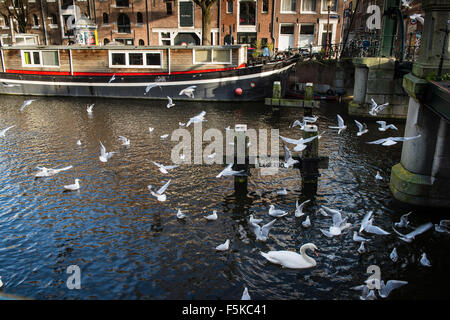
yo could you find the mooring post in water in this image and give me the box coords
[233,124,249,194]
[301,124,320,194]
[272,81,282,112]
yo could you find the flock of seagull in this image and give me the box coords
[1,94,448,300]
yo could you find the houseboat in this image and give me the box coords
[0,44,298,101]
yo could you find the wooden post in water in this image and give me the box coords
[301,124,320,194]
[233,124,249,194]
[272,81,281,112]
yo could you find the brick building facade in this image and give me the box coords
[1,0,345,51]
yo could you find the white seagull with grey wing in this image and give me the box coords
[148,179,171,202]
[366,135,421,146]
[328,114,347,134]
[179,85,197,98]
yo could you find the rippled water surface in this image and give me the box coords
[0,95,449,300]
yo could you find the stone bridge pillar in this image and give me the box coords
[389,0,450,208]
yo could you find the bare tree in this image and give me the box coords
[193,0,218,46]
[1,0,29,33]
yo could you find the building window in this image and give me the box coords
[104,38,110,45]
[33,14,39,26]
[166,2,173,15]
[179,1,194,27]
[51,14,58,25]
[22,50,59,67]
[103,13,109,24]
[109,51,162,68]
[239,1,256,26]
[299,24,315,47]
[301,0,316,12]
[137,12,143,24]
[193,49,231,64]
[117,13,130,33]
[161,32,171,45]
[281,0,297,13]
[321,0,337,12]
[139,39,145,45]
[226,0,233,13]
[116,0,129,7]
[262,0,269,13]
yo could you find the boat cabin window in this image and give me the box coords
[193,49,231,64]
[109,51,162,68]
[21,50,59,67]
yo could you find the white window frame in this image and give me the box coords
[261,0,269,13]
[21,50,60,68]
[178,0,195,28]
[280,0,297,14]
[320,0,338,14]
[300,0,317,14]
[192,49,232,65]
[318,18,337,47]
[108,50,163,68]
[298,23,316,48]
[226,0,233,14]
[237,0,257,32]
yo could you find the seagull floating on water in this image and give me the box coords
[35,165,73,178]
[249,214,263,224]
[118,135,130,146]
[435,220,450,233]
[160,134,169,139]
[369,98,389,116]
[148,179,171,202]
[179,85,196,98]
[241,287,251,300]
[99,141,116,162]
[268,205,288,218]
[295,199,310,217]
[179,122,185,127]
[204,210,218,221]
[420,253,431,267]
[367,135,421,146]
[302,216,311,228]
[375,171,383,180]
[394,212,412,228]
[0,125,15,137]
[390,248,398,262]
[215,239,230,251]
[328,114,347,134]
[249,219,276,241]
[20,99,35,112]
[166,96,175,108]
[176,209,186,219]
[276,188,288,195]
[63,179,80,191]
[77,140,82,146]
[152,161,178,174]
[376,121,398,132]
[149,127,155,133]
[357,242,366,254]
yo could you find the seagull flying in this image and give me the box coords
[152,161,178,174]
[354,120,368,136]
[0,125,15,137]
[20,99,35,112]
[249,219,276,241]
[179,85,197,98]
[376,121,398,132]
[295,199,310,217]
[108,73,116,83]
[186,111,206,127]
[410,13,424,25]
[268,205,288,218]
[144,83,161,95]
[99,141,116,162]
[149,127,155,133]
[118,135,130,146]
[367,135,421,146]
[87,104,94,114]
[378,280,408,298]
[166,96,175,108]
[392,222,433,243]
[216,163,245,178]
[302,216,311,228]
[420,253,431,267]
[283,142,299,168]
[369,98,389,116]
[359,211,390,235]
[319,206,352,237]
[353,231,370,242]
[2,82,20,88]
[402,0,413,9]
[357,242,366,254]
[35,165,73,178]
[390,248,398,262]
[328,114,347,134]
[148,179,171,202]
[279,131,324,152]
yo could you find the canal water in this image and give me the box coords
[0,95,449,300]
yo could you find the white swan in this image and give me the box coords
[260,243,318,269]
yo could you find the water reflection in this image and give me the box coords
[0,95,449,300]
